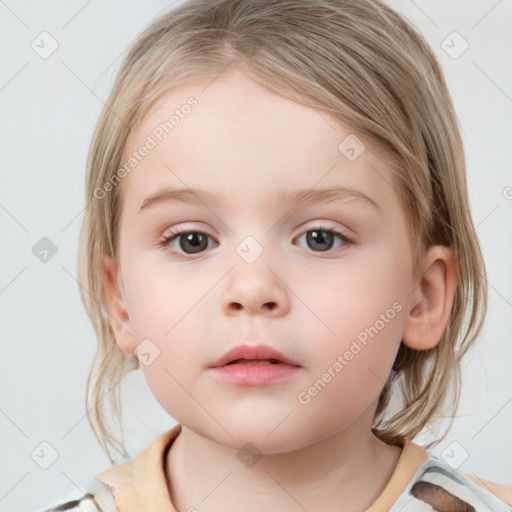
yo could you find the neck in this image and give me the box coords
[165,407,402,511]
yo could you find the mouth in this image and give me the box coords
[209,353,302,386]
[208,343,301,369]
[226,358,281,365]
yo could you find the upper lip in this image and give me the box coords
[208,343,301,368]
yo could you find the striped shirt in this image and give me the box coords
[42,424,512,512]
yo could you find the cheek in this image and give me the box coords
[131,303,204,421]
[295,294,404,434]
[297,250,408,397]
[307,252,408,342]
[123,265,212,410]
[125,260,203,338]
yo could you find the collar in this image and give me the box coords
[94,423,432,512]
[95,424,182,512]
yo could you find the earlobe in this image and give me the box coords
[102,255,136,356]
[402,246,458,351]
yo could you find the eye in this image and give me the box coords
[295,226,353,255]
[160,228,217,258]
[160,225,354,260]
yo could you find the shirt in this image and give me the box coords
[42,423,512,511]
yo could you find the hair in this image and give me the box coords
[77,0,487,461]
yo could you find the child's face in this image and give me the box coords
[108,69,418,452]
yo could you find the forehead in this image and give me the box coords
[121,69,400,214]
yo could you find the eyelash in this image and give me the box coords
[159,225,355,261]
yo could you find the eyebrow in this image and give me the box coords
[139,185,380,212]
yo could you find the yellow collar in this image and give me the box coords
[94,423,432,512]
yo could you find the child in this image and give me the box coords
[45,0,511,510]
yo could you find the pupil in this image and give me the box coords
[180,232,207,254]
[308,230,333,251]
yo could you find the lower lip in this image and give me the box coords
[209,363,301,385]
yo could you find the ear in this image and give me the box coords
[102,255,136,356]
[402,245,458,351]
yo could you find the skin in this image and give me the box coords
[103,69,458,511]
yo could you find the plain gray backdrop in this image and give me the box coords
[1,1,511,511]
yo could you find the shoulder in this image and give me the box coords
[391,455,512,511]
[41,478,119,512]
[41,494,102,512]
[463,473,512,508]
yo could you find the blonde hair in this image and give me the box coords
[78,0,487,461]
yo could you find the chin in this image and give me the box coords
[203,420,314,456]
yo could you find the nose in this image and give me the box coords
[220,262,290,317]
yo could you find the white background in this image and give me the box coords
[1,1,511,511]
